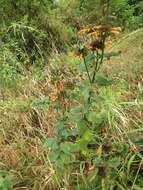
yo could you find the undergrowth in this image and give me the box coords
[0,24,143,190]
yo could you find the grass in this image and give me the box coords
[0,29,143,190]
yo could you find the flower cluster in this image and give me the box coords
[75,24,121,59]
[78,25,121,36]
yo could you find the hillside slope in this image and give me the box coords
[0,29,143,190]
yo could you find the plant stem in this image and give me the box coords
[98,41,105,68]
[92,36,106,83]
[83,56,92,83]
[92,50,99,83]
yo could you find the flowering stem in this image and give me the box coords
[92,50,99,83]
[83,56,92,83]
[98,40,105,67]
[92,36,106,83]
[88,36,106,104]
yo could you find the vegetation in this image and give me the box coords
[0,0,143,189]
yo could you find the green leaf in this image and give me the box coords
[0,175,13,190]
[138,176,143,187]
[88,111,96,123]
[83,88,90,102]
[84,53,94,62]
[76,62,86,72]
[127,154,136,173]
[79,79,91,87]
[3,176,13,189]
[77,129,93,153]
[70,91,81,101]
[77,138,88,149]
[95,72,113,86]
[44,138,59,149]
[82,129,93,142]
[48,150,60,161]
[87,111,106,127]
[135,139,143,148]
[68,106,83,122]
[59,151,76,164]
[113,141,129,155]
[61,128,77,138]
[60,142,79,153]
[108,157,121,169]
[92,94,105,102]
[81,148,89,157]
[77,138,90,157]
[77,120,88,136]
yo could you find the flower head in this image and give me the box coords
[90,39,104,51]
[49,94,58,101]
[74,49,84,59]
[78,25,121,36]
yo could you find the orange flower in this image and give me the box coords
[88,31,101,38]
[104,41,110,48]
[49,94,58,101]
[90,39,101,50]
[110,27,121,34]
[86,25,121,35]
[78,28,90,34]
[74,50,83,59]
[93,25,111,32]
[79,53,83,60]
